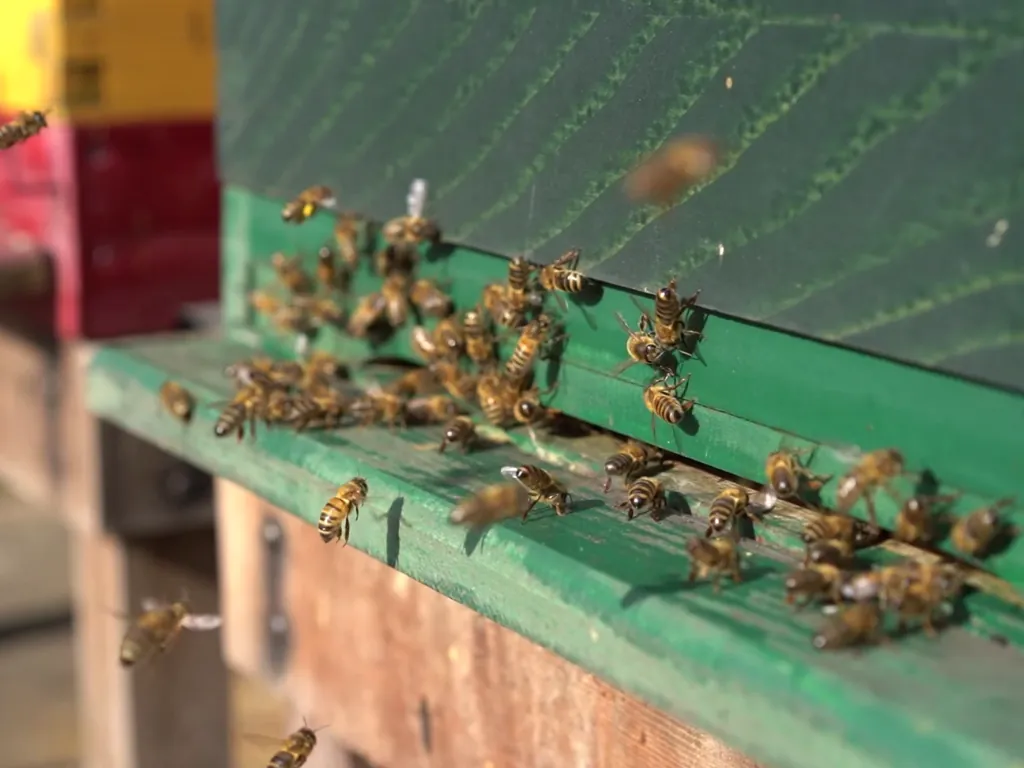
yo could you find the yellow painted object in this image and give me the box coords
[0,0,214,124]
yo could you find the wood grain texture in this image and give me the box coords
[217,480,760,768]
[215,0,1024,389]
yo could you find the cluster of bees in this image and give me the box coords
[142,144,1015,762]
[0,109,49,150]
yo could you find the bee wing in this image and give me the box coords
[140,598,168,612]
[181,613,223,631]
[407,178,428,218]
[499,466,522,481]
[749,485,778,514]
[241,733,289,747]
[611,357,640,377]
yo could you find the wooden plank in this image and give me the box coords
[218,480,759,768]
[71,526,228,768]
[0,324,57,508]
[87,337,1024,768]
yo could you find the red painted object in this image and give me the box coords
[0,112,219,339]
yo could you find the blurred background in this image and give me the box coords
[0,0,290,765]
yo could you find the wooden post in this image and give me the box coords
[217,480,761,768]
[63,343,228,768]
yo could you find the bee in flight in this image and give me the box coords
[281,185,336,224]
[119,597,221,668]
[450,482,529,527]
[159,381,195,423]
[255,723,324,768]
[501,464,573,519]
[318,477,369,545]
[625,134,720,206]
[0,109,49,150]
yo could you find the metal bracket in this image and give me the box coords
[262,515,290,677]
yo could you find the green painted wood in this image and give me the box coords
[226,186,1024,590]
[87,335,1024,768]
[215,0,1024,391]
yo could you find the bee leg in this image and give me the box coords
[342,517,350,547]
[864,494,878,528]
[712,574,722,594]
[520,498,538,523]
[687,564,698,583]
[923,615,939,638]
[703,525,714,538]
[437,439,448,454]
[731,562,742,584]
[353,504,360,520]
[602,475,613,494]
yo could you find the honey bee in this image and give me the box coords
[315,245,349,293]
[159,381,195,423]
[482,282,517,328]
[642,371,694,438]
[643,279,702,351]
[282,185,336,224]
[250,293,311,334]
[614,313,670,375]
[537,248,586,308]
[387,367,438,398]
[347,292,388,337]
[840,564,907,605]
[504,315,552,387]
[449,483,529,527]
[334,212,363,269]
[501,464,573,519]
[406,394,459,424]
[381,273,411,327]
[0,110,49,150]
[463,307,496,367]
[271,252,314,294]
[411,325,441,362]
[784,562,847,609]
[250,290,284,317]
[513,387,556,428]
[950,497,1015,558]
[213,385,266,441]
[624,134,720,206]
[433,317,465,360]
[119,598,221,668]
[834,448,907,526]
[705,486,750,538]
[383,178,442,247]
[263,726,319,768]
[437,416,477,453]
[373,243,419,278]
[288,391,348,431]
[685,536,741,592]
[476,372,517,427]
[505,255,536,307]
[801,513,875,548]
[350,389,407,429]
[429,360,478,401]
[812,602,884,651]
[804,538,854,568]
[267,359,306,387]
[764,449,831,500]
[617,477,667,521]
[887,562,965,637]
[410,278,453,318]
[602,440,665,493]
[300,352,348,392]
[894,493,959,545]
[318,477,369,545]
[261,389,297,426]
[294,295,345,328]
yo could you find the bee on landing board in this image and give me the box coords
[686,536,741,592]
[812,602,884,651]
[213,385,268,442]
[642,371,694,439]
[281,185,336,224]
[406,394,459,425]
[318,477,369,545]
[950,497,1015,559]
[429,360,478,402]
[705,486,751,538]
[119,598,221,668]
[602,440,665,493]
[476,371,518,427]
[437,415,477,453]
[784,561,847,609]
[617,477,667,521]
[159,381,195,423]
[624,134,720,206]
[537,248,587,309]
[764,449,831,500]
[350,389,408,429]
[894,493,959,545]
[642,279,702,352]
[501,464,572,519]
[512,387,557,430]
[450,483,530,527]
[0,110,49,150]
[834,448,909,527]
[886,561,965,637]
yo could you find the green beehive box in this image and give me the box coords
[87,2,1024,766]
